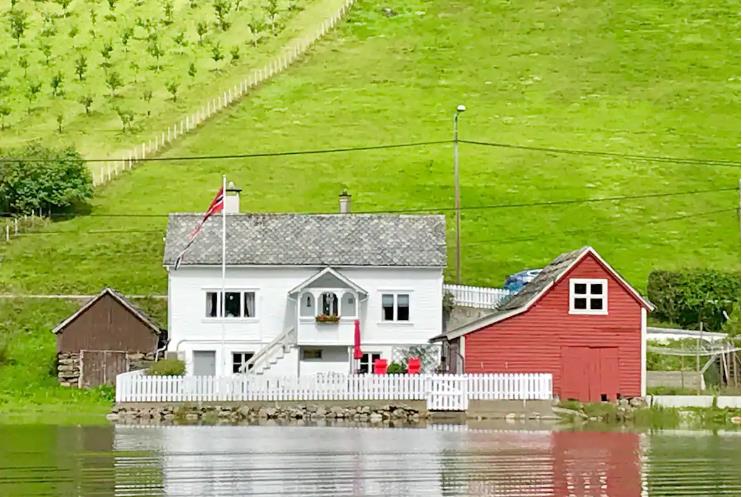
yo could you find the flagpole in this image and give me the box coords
[221,174,227,375]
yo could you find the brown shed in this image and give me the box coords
[53,288,165,388]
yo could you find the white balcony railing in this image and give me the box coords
[296,318,356,345]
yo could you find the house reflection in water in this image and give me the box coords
[112,424,644,497]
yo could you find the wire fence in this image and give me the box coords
[92,0,357,186]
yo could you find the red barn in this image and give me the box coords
[437,247,653,401]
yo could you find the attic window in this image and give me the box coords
[569,279,607,315]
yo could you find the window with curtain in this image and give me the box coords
[205,290,258,318]
[243,291,256,317]
[382,293,410,321]
[224,292,241,318]
[205,292,219,318]
[321,292,338,316]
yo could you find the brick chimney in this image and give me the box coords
[339,190,351,214]
[225,181,242,213]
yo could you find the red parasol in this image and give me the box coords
[353,319,363,360]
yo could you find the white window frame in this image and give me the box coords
[569,278,608,315]
[358,352,382,374]
[380,291,413,323]
[203,289,259,321]
[231,351,255,374]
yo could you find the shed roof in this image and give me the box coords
[163,213,447,267]
[52,288,163,335]
[434,246,654,341]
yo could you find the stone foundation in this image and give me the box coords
[111,402,428,425]
[56,351,157,388]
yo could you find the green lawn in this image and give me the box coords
[0,0,739,414]
[0,0,344,167]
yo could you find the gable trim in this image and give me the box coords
[288,267,368,297]
[52,288,162,335]
[439,247,653,341]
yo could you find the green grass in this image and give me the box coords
[0,0,344,164]
[0,0,739,414]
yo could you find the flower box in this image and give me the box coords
[315,314,340,324]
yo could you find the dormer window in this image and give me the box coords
[569,279,607,314]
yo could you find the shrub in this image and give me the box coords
[0,337,9,366]
[147,358,185,376]
[647,269,740,331]
[0,143,93,214]
[386,362,406,374]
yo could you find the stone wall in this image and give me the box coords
[647,370,702,390]
[56,351,157,388]
[57,352,81,387]
[111,402,427,424]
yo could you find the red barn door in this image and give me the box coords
[561,346,620,402]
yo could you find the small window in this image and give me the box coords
[232,352,254,373]
[320,292,338,316]
[205,292,219,317]
[300,292,315,317]
[382,294,394,321]
[358,353,381,374]
[243,292,256,318]
[397,294,410,321]
[341,292,356,317]
[303,348,322,360]
[224,292,241,318]
[570,279,607,314]
[382,293,411,322]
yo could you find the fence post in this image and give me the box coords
[13,218,18,235]
[5,224,9,242]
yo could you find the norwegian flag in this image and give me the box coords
[174,186,225,270]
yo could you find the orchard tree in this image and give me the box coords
[18,55,28,77]
[100,40,114,69]
[147,39,164,71]
[56,114,63,133]
[247,16,264,46]
[173,31,187,51]
[165,80,179,102]
[74,54,87,81]
[105,71,123,97]
[187,62,197,78]
[230,45,240,63]
[141,87,153,115]
[266,0,279,34]
[196,21,208,44]
[213,0,232,31]
[25,81,42,114]
[9,10,29,48]
[38,42,53,66]
[114,107,134,132]
[78,94,94,114]
[68,25,79,39]
[41,12,57,38]
[0,104,10,130]
[55,0,73,17]
[50,71,64,97]
[129,60,140,83]
[121,27,134,53]
[211,41,224,67]
[107,0,118,12]
[163,1,174,25]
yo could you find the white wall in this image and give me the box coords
[299,347,350,376]
[168,265,443,375]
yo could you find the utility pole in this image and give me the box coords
[453,104,466,283]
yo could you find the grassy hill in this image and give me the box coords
[0,0,739,412]
[0,0,343,160]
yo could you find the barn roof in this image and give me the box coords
[434,246,654,341]
[52,288,163,335]
[163,213,447,267]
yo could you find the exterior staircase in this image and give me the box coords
[241,328,297,376]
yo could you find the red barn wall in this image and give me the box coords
[463,253,642,399]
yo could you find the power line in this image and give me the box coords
[460,139,740,167]
[0,138,738,167]
[6,186,738,234]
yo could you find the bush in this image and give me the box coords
[647,269,740,331]
[147,358,185,376]
[0,143,93,215]
[386,362,406,374]
[0,337,9,366]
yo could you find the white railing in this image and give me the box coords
[95,0,357,186]
[444,284,515,309]
[115,372,553,408]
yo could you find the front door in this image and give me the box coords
[193,350,216,376]
[561,346,620,402]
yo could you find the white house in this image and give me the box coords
[163,190,446,377]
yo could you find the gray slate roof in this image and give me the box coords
[164,213,447,267]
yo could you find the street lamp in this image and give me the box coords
[453,104,466,283]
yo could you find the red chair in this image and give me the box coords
[373,358,388,375]
[407,357,421,374]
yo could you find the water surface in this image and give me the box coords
[0,423,739,496]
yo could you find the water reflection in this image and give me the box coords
[0,423,739,496]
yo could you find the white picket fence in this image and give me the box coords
[116,372,553,410]
[444,284,515,309]
[94,0,357,186]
